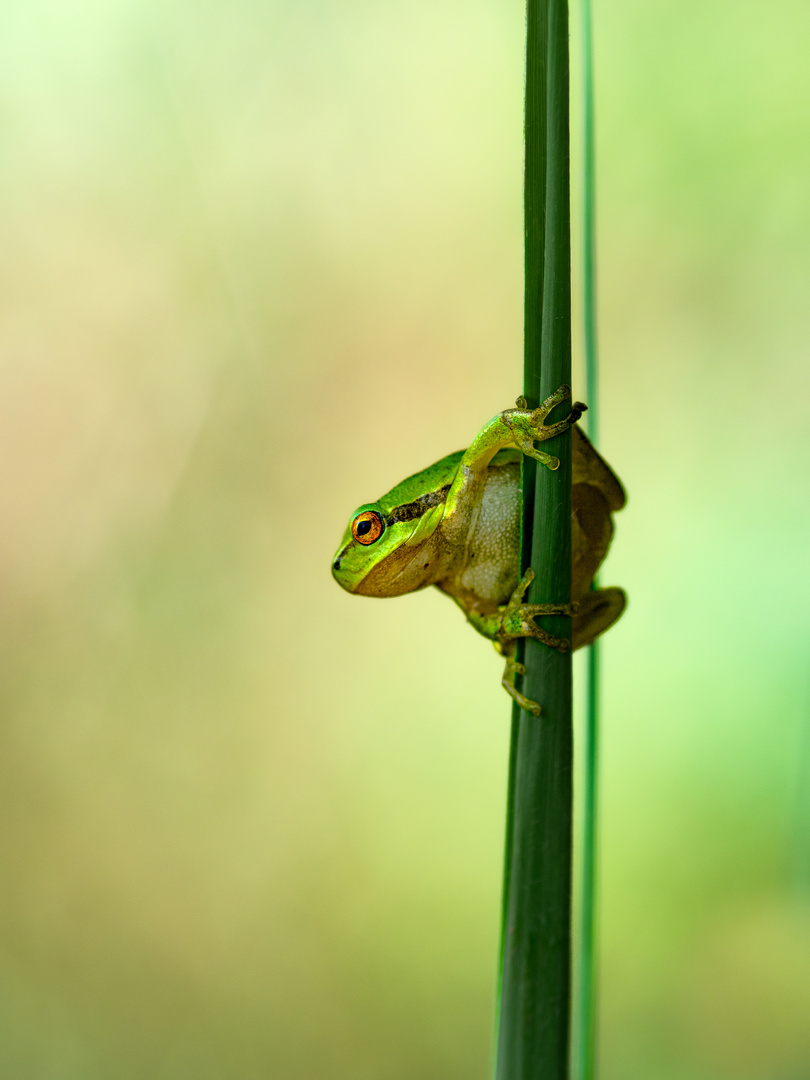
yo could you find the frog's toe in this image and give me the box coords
[501,656,541,715]
[534,383,571,418]
[531,402,587,441]
[522,445,561,470]
[510,616,571,652]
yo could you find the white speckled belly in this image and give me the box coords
[459,461,520,605]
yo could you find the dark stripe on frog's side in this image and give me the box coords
[384,485,451,526]
[381,448,521,527]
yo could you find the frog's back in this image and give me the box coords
[377,450,464,516]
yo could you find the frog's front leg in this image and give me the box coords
[467,383,586,475]
[443,385,586,529]
[464,569,578,715]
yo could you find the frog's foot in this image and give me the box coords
[498,568,578,653]
[533,384,588,432]
[501,653,542,716]
[506,385,587,471]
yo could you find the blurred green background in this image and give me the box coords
[1,0,809,1077]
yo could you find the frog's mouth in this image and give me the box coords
[331,548,362,593]
[332,545,385,595]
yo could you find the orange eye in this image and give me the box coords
[351,510,384,545]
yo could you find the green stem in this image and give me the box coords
[495,0,573,1076]
[581,0,598,451]
[576,644,599,1080]
[575,1,599,1076]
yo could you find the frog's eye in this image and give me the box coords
[351,510,384,545]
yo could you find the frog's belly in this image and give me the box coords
[458,461,520,608]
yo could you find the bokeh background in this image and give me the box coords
[1,0,809,1076]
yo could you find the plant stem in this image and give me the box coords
[495,0,573,1075]
[576,645,599,1080]
[580,0,598,452]
[575,0,600,1077]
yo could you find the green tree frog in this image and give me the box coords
[332,385,625,714]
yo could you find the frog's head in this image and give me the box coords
[331,498,444,598]
[332,451,463,598]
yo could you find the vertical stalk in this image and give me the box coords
[580,0,598,453]
[575,1,599,1076]
[495,0,573,1076]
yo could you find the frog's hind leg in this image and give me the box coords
[499,567,577,653]
[486,568,579,716]
[572,587,626,650]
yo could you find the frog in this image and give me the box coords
[331,384,626,715]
